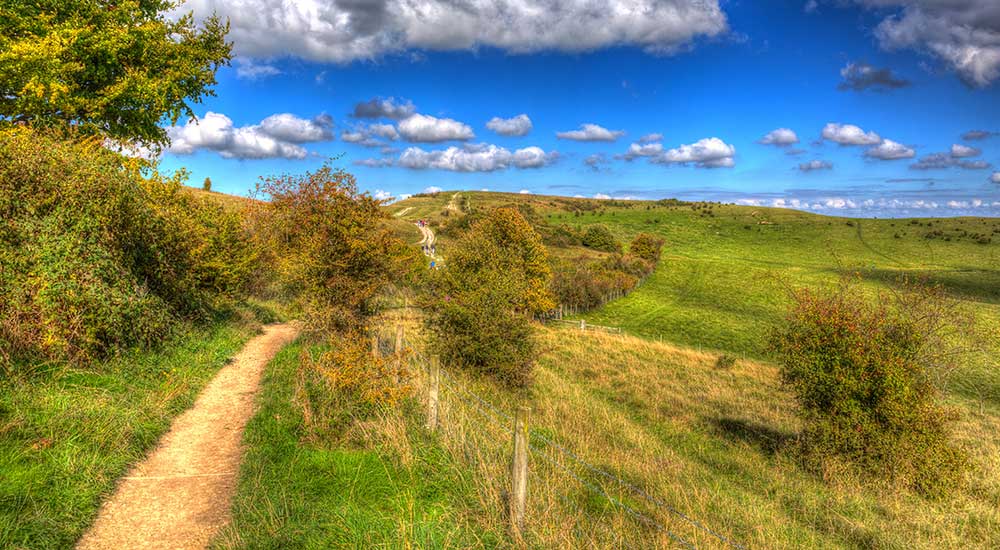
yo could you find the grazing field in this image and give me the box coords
[0,308,277,548]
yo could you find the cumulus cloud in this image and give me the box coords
[167,111,333,159]
[958,160,992,169]
[865,139,916,160]
[804,0,819,13]
[397,143,556,172]
[519,189,532,195]
[950,143,981,158]
[373,189,393,200]
[621,141,664,160]
[351,97,416,119]
[799,159,833,172]
[992,172,1000,183]
[556,123,626,142]
[837,62,910,91]
[962,129,996,140]
[759,128,799,146]
[177,1,728,64]
[821,123,882,145]
[424,186,443,193]
[652,137,736,168]
[486,114,533,136]
[864,0,1000,87]
[234,58,281,80]
[397,113,475,142]
[638,133,663,143]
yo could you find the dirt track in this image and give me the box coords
[76,323,299,550]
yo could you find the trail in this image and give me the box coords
[76,323,300,550]
[394,206,413,217]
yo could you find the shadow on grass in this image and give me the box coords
[711,417,794,456]
[837,266,1000,305]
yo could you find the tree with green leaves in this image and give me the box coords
[203,176,212,191]
[0,0,231,148]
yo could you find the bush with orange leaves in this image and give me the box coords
[426,207,554,388]
[252,164,418,334]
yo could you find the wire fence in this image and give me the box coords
[398,339,745,550]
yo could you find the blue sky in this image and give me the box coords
[159,0,1000,217]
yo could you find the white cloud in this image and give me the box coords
[594,193,611,199]
[234,57,281,80]
[519,189,532,194]
[397,143,555,172]
[369,123,399,140]
[373,189,393,200]
[821,123,882,145]
[166,111,333,159]
[178,1,728,64]
[351,97,416,119]
[759,127,799,146]
[865,139,916,160]
[486,114,533,136]
[638,133,663,143]
[354,158,394,167]
[424,186,443,193]
[653,137,736,168]
[837,62,909,91]
[866,0,1000,87]
[799,159,833,172]
[950,143,980,158]
[992,172,1000,183]
[556,123,626,142]
[622,141,664,160]
[398,113,475,142]
[804,0,818,13]
[584,153,611,171]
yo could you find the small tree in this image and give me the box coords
[0,1,231,147]
[427,207,554,387]
[203,177,212,192]
[771,278,974,496]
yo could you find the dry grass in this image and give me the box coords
[376,308,1000,549]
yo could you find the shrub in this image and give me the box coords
[253,165,416,335]
[629,233,665,263]
[715,354,736,369]
[203,177,212,191]
[427,207,554,387]
[581,224,621,253]
[0,127,255,369]
[771,279,971,497]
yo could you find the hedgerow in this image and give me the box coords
[0,127,256,370]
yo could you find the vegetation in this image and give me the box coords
[773,279,972,496]
[0,0,231,147]
[212,339,497,549]
[427,207,554,387]
[203,177,212,192]
[0,309,272,548]
[581,224,621,252]
[0,127,257,370]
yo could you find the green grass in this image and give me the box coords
[0,310,267,549]
[212,340,500,549]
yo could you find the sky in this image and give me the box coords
[156,0,1000,218]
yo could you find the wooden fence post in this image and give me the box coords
[580,319,586,331]
[371,332,379,358]
[394,325,404,384]
[558,305,563,320]
[426,355,440,432]
[509,406,530,537]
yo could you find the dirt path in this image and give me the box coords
[76,322,300,550]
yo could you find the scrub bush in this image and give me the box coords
[581,224,621,253]
[771,279,972,497]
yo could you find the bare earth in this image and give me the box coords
[77,322,300,550]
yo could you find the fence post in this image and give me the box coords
[580,319,586,331]
[394,325,404,384]
[509,406,530,538]
[371,332,379,358]
[426,355,440,432]
[558,305,563,320]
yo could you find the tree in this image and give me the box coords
[427,207,554,387]
[629,232,665,263]
[0,1,231,148]
[581,224,621,253]
[203,177,212,191]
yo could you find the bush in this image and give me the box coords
[629,233,665,263]
[771,279,971,497]
[427,207,554,387]
[253,165,416,334]
[0,127,256,369]
[581,224,621,253]
[715,354,736,369]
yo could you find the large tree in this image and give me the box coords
[0,0,231,147]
